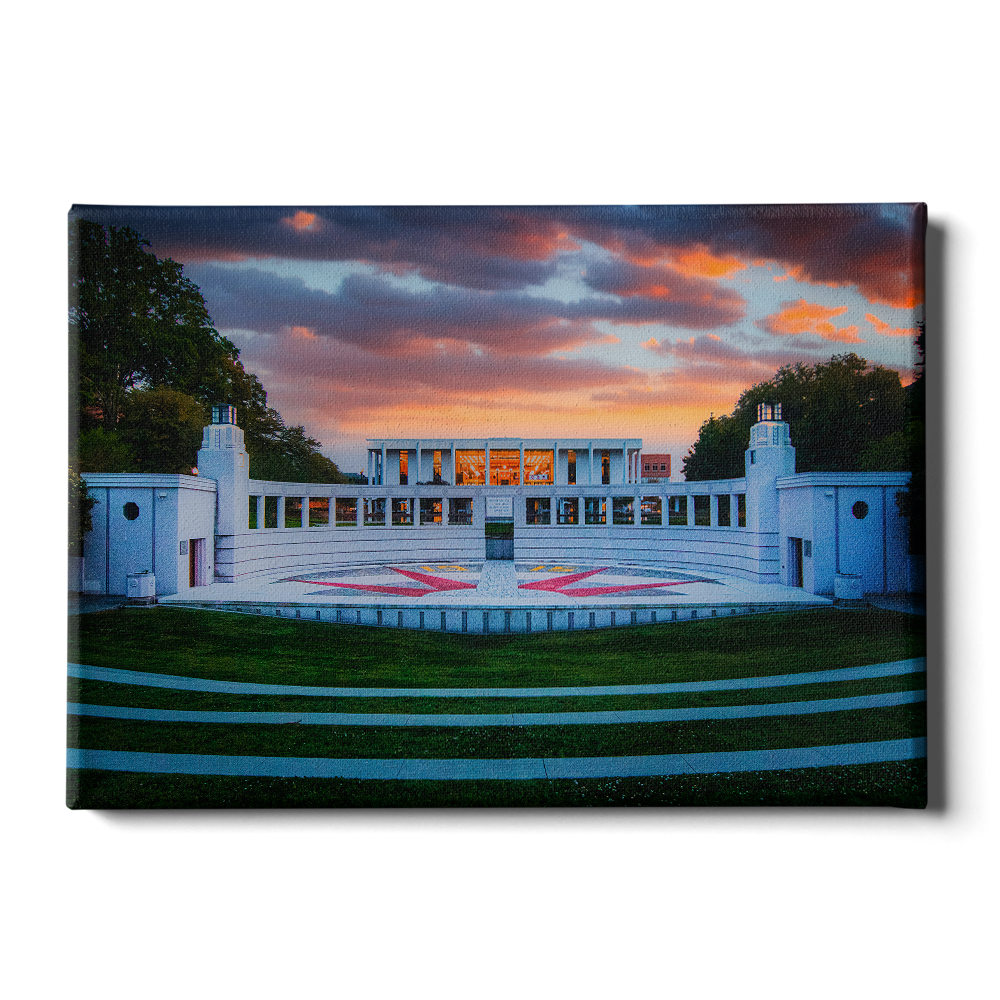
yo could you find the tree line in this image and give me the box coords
[68,219,356,553]
[682,344,925,553]
[69,219,352,485]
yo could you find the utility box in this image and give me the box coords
[127,572,157,604]
[834,572,864,602]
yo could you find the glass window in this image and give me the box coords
[448,497,473,525]
[585,497,606,524]
[433,450,442,482]
[641,496,662,525]
[398,452,408,485]
[489,449,521,486]
[557,497,579,524]
[336,498,358,526]
[526,498,551,525]
[601,450,610,485]
[567,450,576,485]
[737,494,746,528]
[248,496,259,529]
[455,450,485,485]
[524,450,553,485]
[420,498,443,524]
[612,497,634,525]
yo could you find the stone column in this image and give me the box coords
[687,491,695,527]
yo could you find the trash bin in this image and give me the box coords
[834,572,864,602]
[127,572,157,605]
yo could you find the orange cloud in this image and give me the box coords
[759,299,865,343]
[672,247,747,280]
[284,211,318,231]
[289,325,317,339]
[865,313,916,337]
[641,337,660,350]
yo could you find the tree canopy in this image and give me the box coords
[70,218,349,483]
[682,353,908,481]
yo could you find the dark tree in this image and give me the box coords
[69,467,97,554]
[683,353,908,480]
[70,218,351,483]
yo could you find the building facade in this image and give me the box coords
[81,404,917,598]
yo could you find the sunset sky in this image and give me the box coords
[71,204,924,478]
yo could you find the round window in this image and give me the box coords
[123,502,140,521]
[852,500,869,520]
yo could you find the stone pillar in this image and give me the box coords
[687,491,695,527]
[519,441,525,486]
[381,444,387,486]
[711,494,719,527]
[277,496,285,529]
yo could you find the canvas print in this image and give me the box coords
[67,204,927,808]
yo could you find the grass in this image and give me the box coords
[67,760,928,809]
[67,605,926,808]
[67,671,926,716]
[70,605,925,689]
[68,704,925,760]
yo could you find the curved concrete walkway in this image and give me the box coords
[68,657,926,699]
[68,689,924,727]
[67,737,926,779]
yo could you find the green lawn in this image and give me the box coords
[70,605,925,688]
[67,760,928,809]
[69,704,924,760]
[67,670,925,716]
[67,605,926,809]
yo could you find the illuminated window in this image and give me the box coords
[449,497,473,524]
[399,452,408,485]
[585,497,606,524]
[601,450,610,485]
[433,450,442,482]
[568,450,576,485]
[455,450,485,485]
[420,498,443,524]
[557,498,578,524]
[526,498,551,525]
[392,498,414,526]
[524,450,553,484]
[489,449,521,486]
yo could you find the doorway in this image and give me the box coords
[787,537,803,588]
[189,538,206,587]
[485,520,514,560]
